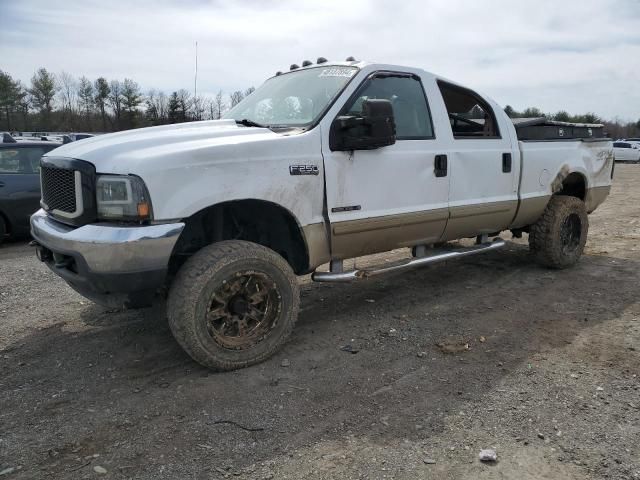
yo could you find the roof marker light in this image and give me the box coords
[290,64,299,70]
[317,57,328,64]
[345,56,356,61]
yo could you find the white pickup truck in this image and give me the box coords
[31,59,614,370]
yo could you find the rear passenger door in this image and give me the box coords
[322,71,450,260]
[435,81,519,240]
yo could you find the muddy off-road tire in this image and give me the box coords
[167,240,299,371]
[529,196,589,269]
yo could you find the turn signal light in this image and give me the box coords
[137,202,150,218]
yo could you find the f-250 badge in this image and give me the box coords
[289,165,319,176]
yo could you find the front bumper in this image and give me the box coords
[30,209,184,308]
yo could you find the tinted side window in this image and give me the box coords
[0,147,48,174]
[438,81,500,139]
[613,142,630,148]
[344,75,434,139]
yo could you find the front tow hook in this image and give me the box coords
[31,241,53,263]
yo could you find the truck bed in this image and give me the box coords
[511,136,613,230]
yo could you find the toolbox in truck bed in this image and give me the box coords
[513,117,605,141]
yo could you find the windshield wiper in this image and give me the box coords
[236,118,268,128]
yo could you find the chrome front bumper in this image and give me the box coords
[30,209,185,308]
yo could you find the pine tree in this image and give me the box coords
[78,76,94,123]
[0,70,24,130]
[28,68,57,129]
[121,78,141,128]
[168,91,180,123]
[94,77,110,130]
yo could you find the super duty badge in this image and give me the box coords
[289,165,319,176]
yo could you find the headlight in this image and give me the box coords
[96,174,153,222]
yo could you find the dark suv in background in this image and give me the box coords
[0,138,62,243]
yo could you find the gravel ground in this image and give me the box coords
[0,164,639,480]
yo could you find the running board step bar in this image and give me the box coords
[312,238,506,283]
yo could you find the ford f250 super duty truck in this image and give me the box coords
[30,59,614,370]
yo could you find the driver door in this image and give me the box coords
[321,72,450,260]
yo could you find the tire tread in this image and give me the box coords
[529,196,588,269]
[167,240,299,371]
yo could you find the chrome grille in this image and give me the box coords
[41,166,77,214]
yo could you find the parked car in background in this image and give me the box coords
[10,132,96,144]
[613,141,640,163]
[67,133,95,141]
[0,137,62,243]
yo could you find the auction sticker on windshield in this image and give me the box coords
[318,68,357,78]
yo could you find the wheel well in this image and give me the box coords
[169,200,309,275]
[556,172,586,200]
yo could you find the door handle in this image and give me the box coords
[0,181,5,187]
[502,153,512,173]
[434,154,448,177]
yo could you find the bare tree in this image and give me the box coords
[192,95,206,121]
[213,90,225,119]
[205,97,216,120]
[230,90,244,107]
[17,82,31,130]
[145,88,169,125]
[156,91,168,123]
[57,71,77,129]
[108,80,123,128]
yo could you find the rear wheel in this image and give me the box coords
[167,240,299,371]
[529,196,588,269]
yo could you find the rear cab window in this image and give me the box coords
[437,81,500,139]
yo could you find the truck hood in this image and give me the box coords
[44,119,280,174]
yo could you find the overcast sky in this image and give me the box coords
[1,0,639,121]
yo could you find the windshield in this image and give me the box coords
[223,66,358,128]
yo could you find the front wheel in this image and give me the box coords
[528,196,589,269]
[167,240,300,371]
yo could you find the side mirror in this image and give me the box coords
[329,98,396,151]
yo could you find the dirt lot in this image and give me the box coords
[1,165,639,480]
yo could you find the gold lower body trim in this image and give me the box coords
[330,208,448,260]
